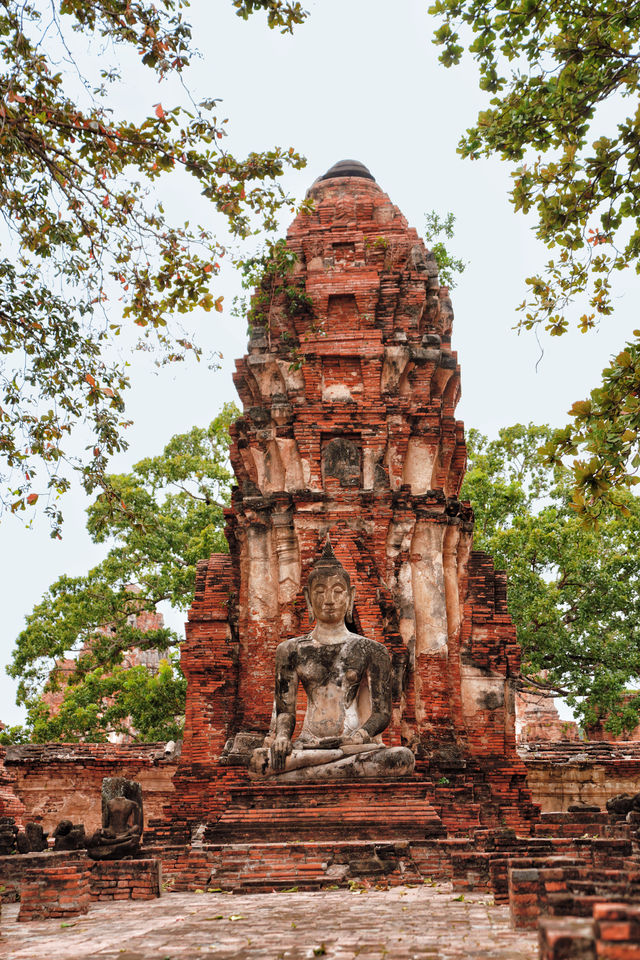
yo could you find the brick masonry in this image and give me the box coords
[4,739,640,841]
[521,742,640,814]
[89,858,161,901]
[17,857,90,921]
[0,743,175,834]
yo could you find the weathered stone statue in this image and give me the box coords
[0,816,18,855]
[249,541,414,782]
[86,777,143,860]
[52,819,86,851]
[16,821,48,853]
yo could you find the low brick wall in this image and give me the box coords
[594,902,640,958]
[508,855,640,932]
[89,858,161,901]
[539,917,596,960]
[0,850,88,903]
[508,859,586,930]
[521,742,640,814]
[2,744,176,834]
[150,840,435,893]
[539,904,640,960]
[18,860,90,922]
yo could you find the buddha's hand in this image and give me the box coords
[342,728,371,746]
[270,735,293,772]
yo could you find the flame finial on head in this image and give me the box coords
[307,535,351,589]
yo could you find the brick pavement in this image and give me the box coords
[2,882,537,959]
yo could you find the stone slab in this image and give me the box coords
[1,882,538,959]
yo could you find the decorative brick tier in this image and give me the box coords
[204,780,444,843]
[89,858,162,901]
[17,858,90,921]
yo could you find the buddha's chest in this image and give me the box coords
[296,639,367,690]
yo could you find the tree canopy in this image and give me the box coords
[3,402,236,743]
[462,423,640,735]
[430,0,640,517]
[0,0,307,535]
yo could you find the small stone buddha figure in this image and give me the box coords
[52,819,86,852]
[249,540,414,782]
[86,777,143,861]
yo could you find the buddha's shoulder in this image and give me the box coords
[275,633,314,656]
[345,631,382,645]
[345,633,391,659]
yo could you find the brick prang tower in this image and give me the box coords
[172,160,538,838]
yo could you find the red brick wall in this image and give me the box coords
[17,858,90,921]
[522,743,640,813]
[3,744,176,834]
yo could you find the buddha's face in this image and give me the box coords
[306,572,354,626]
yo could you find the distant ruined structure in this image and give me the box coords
[171,159,538,838]
[515,689,581,745]
[41,591,167,744]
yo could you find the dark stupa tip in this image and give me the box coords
[319,159,376,182]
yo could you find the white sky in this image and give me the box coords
[1,0,637,724]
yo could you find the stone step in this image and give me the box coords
[207,805,444,842]
[204,779,445,842]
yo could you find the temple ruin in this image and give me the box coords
[172,158,537,839]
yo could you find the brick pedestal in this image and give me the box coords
[18,860,90,921]
[89,858,162,901]
[205,780,445,843]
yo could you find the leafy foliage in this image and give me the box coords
[462,423,640,734]
[1,656,188,744]
[540,336,640,521]
[424,210,467,288]
[237,237,314,320]
[0,0,306,533]
[231,0,308,32]
[4,402,237,742]
[430,0,640,514]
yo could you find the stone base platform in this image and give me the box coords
[149,839,442,892]
[203,780,445,844]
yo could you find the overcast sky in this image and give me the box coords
[2,1,637,724]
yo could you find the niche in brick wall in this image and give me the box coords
[332,242,356,265]
[322,436,362,488]
[327,293,360,331]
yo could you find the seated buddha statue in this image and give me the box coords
[86,778,143,860]
[249,540,414,782]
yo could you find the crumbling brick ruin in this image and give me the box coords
[171,159,538,837]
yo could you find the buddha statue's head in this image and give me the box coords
[304,538,355,628]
